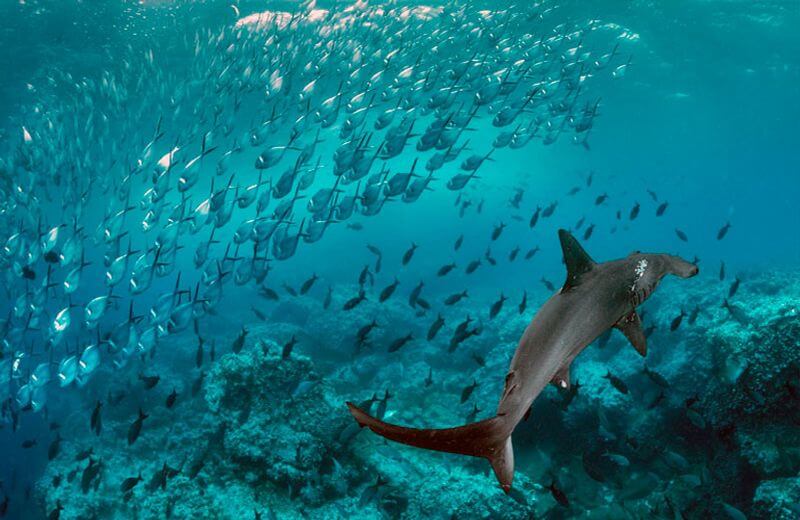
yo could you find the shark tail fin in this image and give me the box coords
[346,402,514,492]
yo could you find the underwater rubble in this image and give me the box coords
[33,270,800,518]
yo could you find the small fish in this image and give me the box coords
[642,365,670,388]
[717,222,732,240]
[282,336,297,360]
[454,234,463,250]
[688,305,701,325]
[518,291,527,314]
[547,481,570,507]
[524,246,540,260]
[508,247,520,262]
[460,380,478,403]
[629,202,640,220]
[595,193,608,205]
[259,287,280,301]
[232,326,248,354]
[656,201,668,216]
[120,473,142,493]
[675,229,688,242]
[402,243,418,266]
[343,290,367,310]
[437,263,457,277]
[387,333,413,353]
[409,281,424,308]
[323,286,333,309]
[90,401,102,436]
[127,409,148,445]
[165,389,178,409]
[728,277,741,298]
[427,314,445,341]
[719,261,725,281]
[491,223,506,241]
[541,278,555,291]
[603,371,628,394]
[424,367,433,387]
[489,293,507,319]
[300,273,318,295]
[139,373,160,390]
[670,309,686,331]
[444,290,468,306]
[379,278,400,302]
[465,259,481,274]
[529,206,541,228]
[251,306,267,321]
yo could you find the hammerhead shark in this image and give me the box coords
[347,229,698,492]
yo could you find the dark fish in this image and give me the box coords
[427,314,445,341]
[491,223,506,241]
[471,352,486,367]
[454,234,463,251]
[529,206,541,228]
[595,193,608,205]
[541,278,555,291]
[388,333,413,353]
[542,201,557,218]
[232,327,248,354]
[120,473,142,493]
[282,336,297,360]
[357,320,379,342]
[547,481,570,507]
[670,309,686,331]
[444,290,468,306]
[375,390,391,420]
[465,259,481,274]
[75,448,93,462]
[323,286,333,309]
[139,373,160,390]
[603,371,628,394]
[424,368,433,387]
[508,247,520,262]
[165,389,178,409]
[409,281,424,308]
[402,243,418,265]
[728,277,740,298]
[437,263,457,277]
[717,222,731,240]
[48,434,62,461]
[283,283,298,297]
[91,401,102,436]
[489,293,507,319]
[647,189,658,202]
[675,229,688,242]
[688,305,701,325]
[656,201,668,216]
[192,372,205,397]
[642,365,670,388]
[460,380,478,403]
[525,246,540,260]
[379,278,400,302]
[518,291,527,314]
[47,500,63,520]
[128,409,148,445]
[251,306,267,321]
[629,202,640,220]
[719,261,725,281]
[300,273,319,294]
[259,287,280,301]
[21,439,37,449]
[343,290,366,310]
[583,224,595,240]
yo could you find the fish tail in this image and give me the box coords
[346,402,515,492]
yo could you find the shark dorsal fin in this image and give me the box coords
[615,311,647,356]
[558,229,595,291]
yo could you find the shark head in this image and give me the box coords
[626,252,698,306]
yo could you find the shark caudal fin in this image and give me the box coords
[346,402,515,492]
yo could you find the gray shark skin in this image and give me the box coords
[347,229,699,493]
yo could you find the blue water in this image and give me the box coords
[0,1,798,518]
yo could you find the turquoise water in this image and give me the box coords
[0,1,798,518]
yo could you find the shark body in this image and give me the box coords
[347,229,699,492]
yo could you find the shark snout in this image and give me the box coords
[664,255,699,278]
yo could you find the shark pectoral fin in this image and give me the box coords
[489,436,515,494]
[550,365,571,390]
[615,311,647,357]
[558,229,596,291]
